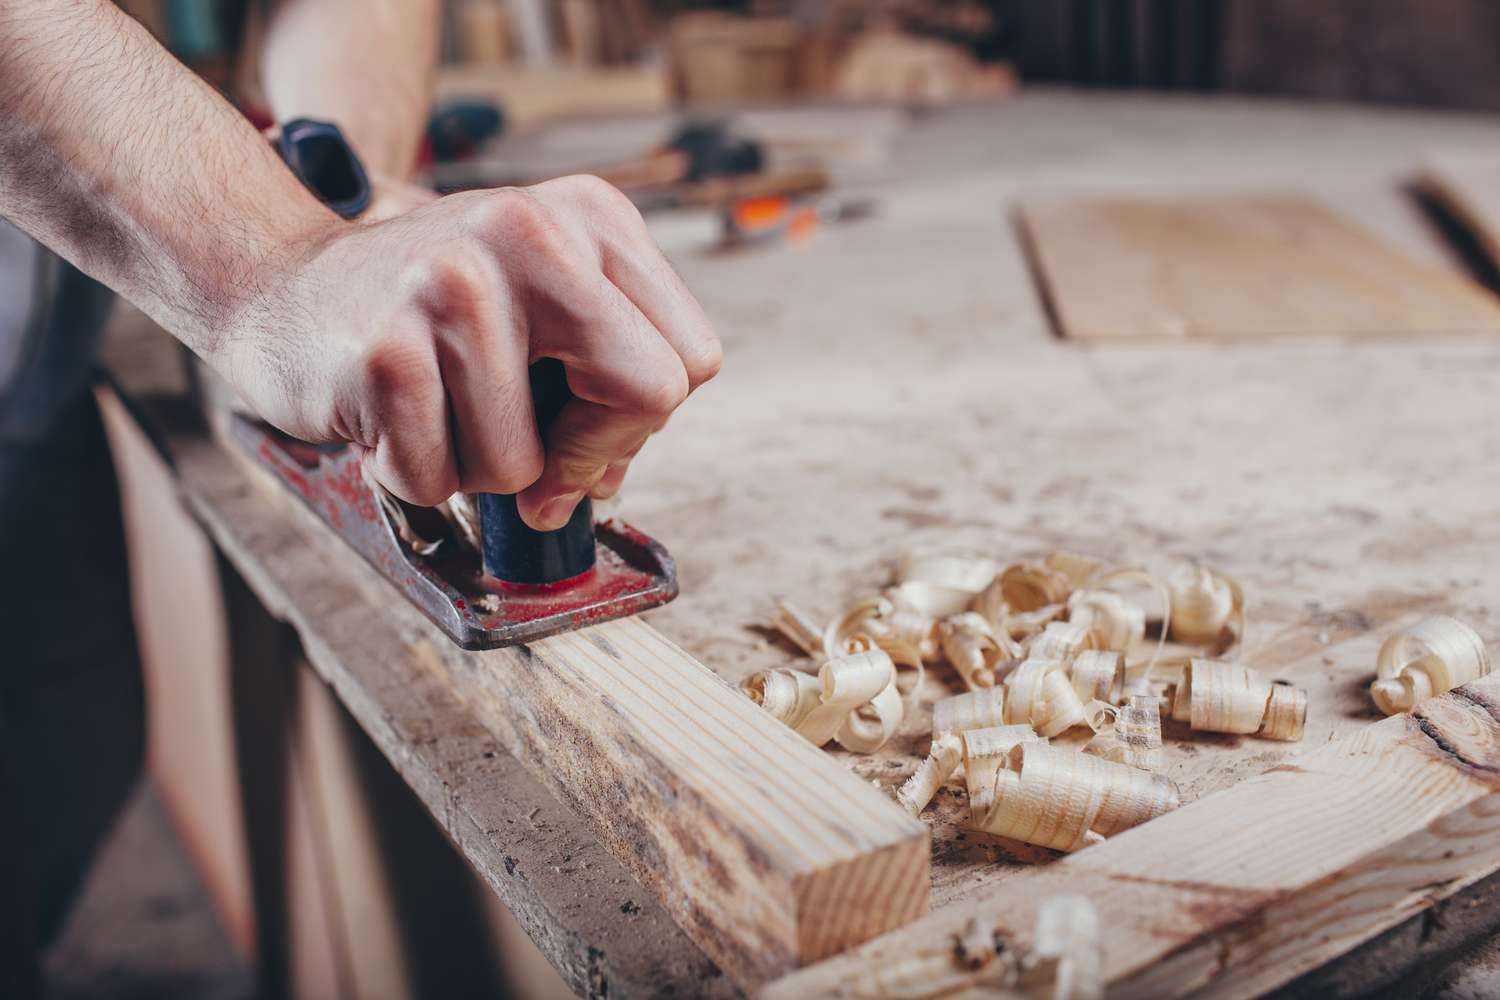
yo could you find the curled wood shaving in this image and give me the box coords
[826,594,940,664]
[438,492,482,552]
[999,561,1074,613]
[1080,699,1117,734]
[1066,590,1144,653]
[1258,683,1307,742]
[769,599,824,656]
[895,734,964,815]
[1004,658,1090,737]
[1003,604,1068,643]
[932,687,1007,739]
[1167,563,1244,653]
[1023,896,1104,1000]
[1069,650,1124,705]
[1045,551,1104,589]
[939,612,1014,690]
[741,667,820,727]
[896,553,999,617]
[1026,620,1094,661]
[1169,659,1305,741]
[962,725,1043,823]
[837,679,905,753]
[363,464,442,556]
[1370,614,1491,715]
[1085,694,1163,771]
[979,742,1180,852]
[971,576,1008,631]
[741,648,904,752]
[844,632,927,714]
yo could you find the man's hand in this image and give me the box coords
[221,175,721,530]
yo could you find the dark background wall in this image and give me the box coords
[1007,0,1500,111]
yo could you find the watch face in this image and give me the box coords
[279,118,371,219]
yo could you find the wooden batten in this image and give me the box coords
[116,350,929,989]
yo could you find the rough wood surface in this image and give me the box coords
[106,92,1500,996]
[1017,193,1500,340]
[103,329,928,994]
[764,675,1500,999]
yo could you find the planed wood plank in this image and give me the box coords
[1018,193,1500,340]
[765,675,1500,999]
[104,323,929,992]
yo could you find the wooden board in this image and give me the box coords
[1017,193,1500,340]
[102,322,928,993]
[766,675,1500,999]
[435,64,669,132]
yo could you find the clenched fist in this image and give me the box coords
[217,175,721,531]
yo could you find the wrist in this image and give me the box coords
[200,193,347,369]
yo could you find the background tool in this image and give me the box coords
[719,191,878,247]
[427,117,830,212]
[231,122,679,649]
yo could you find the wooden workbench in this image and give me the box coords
[107,91,1500,997]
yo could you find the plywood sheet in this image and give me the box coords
[1018,193,1500,339]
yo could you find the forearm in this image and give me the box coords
[260,0,439,178]
[0,0,341,357]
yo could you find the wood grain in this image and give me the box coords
[1018,194,1500,340]
[764,676,1500,999]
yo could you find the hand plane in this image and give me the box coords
[231,359,678,649]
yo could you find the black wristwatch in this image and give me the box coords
[276,118,371,220]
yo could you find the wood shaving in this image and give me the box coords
[961,725,1043,823]
[1167,563,1244,653]
[1066,589,1144,653]
[895,734,963,815]
[1026,620,1094,661]
[769,598,824,656]
[1169,659,1305,741]
[740,648,904,752]
[1084,694,1163,771]
[1370,614,1491,715]
[896,552,999,617]
[938,612,1011,690]
[825,594,940,664]
[998,561,1074,613]
[438,491,482,552]
[365,464,442,556]
[932,688,1007,739]
[977,742,1179,852]
[1004,658,1090,737]
[1068,650,1124,705]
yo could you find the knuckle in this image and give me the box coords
[480,452,544,494]
[631,363,689,417]
[684,335,723,387]
[376,444,455,507]
[564,173,637,216]
[410,245,488,319]
[406,474,456,508]
[361,336,431,400]
[476,189,559,252]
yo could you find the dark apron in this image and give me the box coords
[0,217,145,964]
